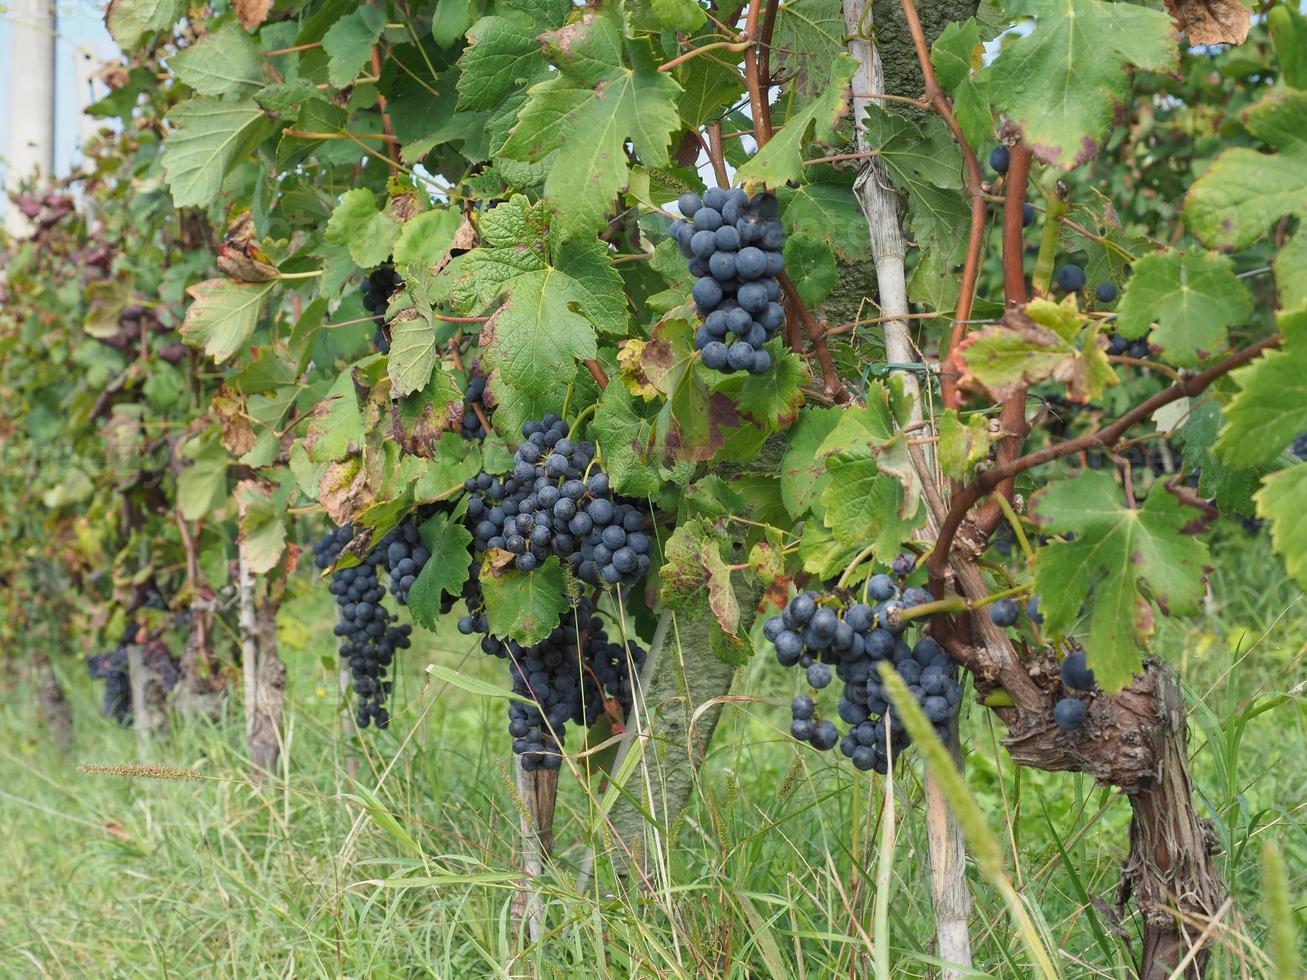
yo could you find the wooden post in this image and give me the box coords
[511,761,558,945]
[127,643,167,751]
[238,554,285,774]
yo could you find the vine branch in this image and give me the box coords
[897,0,987,410]
[926,333,1282,589]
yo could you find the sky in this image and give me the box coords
[0,4,116,190]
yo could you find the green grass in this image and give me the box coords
[1,528,1304,977]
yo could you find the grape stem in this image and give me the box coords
[657,40,750,73]
[835,541,879,590]
[991,492,1035,564]
[1030,178,1068,298]
[895,0,987,411]
[567,401,598,441]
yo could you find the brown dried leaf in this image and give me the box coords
[318,457,370,526]
[1165,0,1250,45]
[213,386,257,457]
[234,0,272,31]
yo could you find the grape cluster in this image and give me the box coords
[763,575,961,774]
[1052,649,1095,731]
[85,623,180,725]
[670,187,786,375]
[461,366,489,441]
[377,517,431,606]
[464,413,653,586]
[314,525,413,729]
[362,265,402,354]
[458,596,646,771]
[1106,332,1151,359]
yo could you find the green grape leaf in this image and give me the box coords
[234,480,287,575]
[815,388,924,560]
[162,98,270,208]
[779,176,872,262]
[1273,232,1307,315]
[1175,396,1261,515]
[170,22,267,97]
[393,208,462,272]
[500,6,682,237]
[736,55,856,188]
[798,519,862,580]
[452,197,625,398]
[322,6,386,87]
[960,297,1116,402]
[480,556,570,646]
[771,0,845,99]
[1215,309,1307,467]
[1114,250,1251,366]
[325,188,400,270]
[990,0,1178,167]
[634,318,741,464]
[305,369,366,465]
[1269,4,1307,90]
[674,56,740,127]
[408,513,474,629]
[456,0,569,111]
[860,105,968,264]
[783,234,838,306]
[1032,470,1210,693]
[591,382,662,497]
[938,409,995,480]
[432,0,475,46]
[487,373,570,442]
[386,310,439,397]
[659,518,740,646]
[1058,188,1138,288]
[1186,88,1307,250]
[414,433,485,500]
[647,0,706,32]
[177,432,229,520]
[931,18,992,149]
[1255,464,1307,590]
[180,278,276,364]
[781,405,841,517]
[730,345,808,429]
[106,0,185,50]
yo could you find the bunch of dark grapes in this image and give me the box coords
[464,413,653,586]
[669,187,786,375]
[763,574,961,774]
[85,623,179,725]
[462,365,489,441]
[1106,332,1151,360]
[376,517,431,606]
[313,524,412,729]
[362,265,402,354]
[460,597,646,771]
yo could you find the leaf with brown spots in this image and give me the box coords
[318,456,371,527]
[639,318,738,465]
